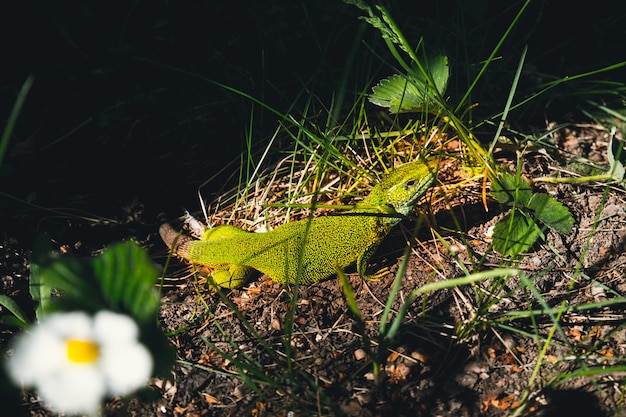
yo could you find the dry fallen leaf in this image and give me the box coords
[202,393,219,404]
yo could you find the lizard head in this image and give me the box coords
[362,159,437,218]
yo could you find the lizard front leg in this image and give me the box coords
[356,242,388,281]
[209,263,252,289]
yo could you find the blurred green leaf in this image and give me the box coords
[29,236,50,321]
[92,242,161,325]
[30,238,160,324]
[527,193,574,234]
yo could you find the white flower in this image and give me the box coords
[6,311,153,415]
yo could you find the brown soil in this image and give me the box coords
[2,124,625,416]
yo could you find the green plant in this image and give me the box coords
[369,54,450,114]
[490,169,574,256]
[5,237,175,414]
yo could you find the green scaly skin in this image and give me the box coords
[160,160,437,288]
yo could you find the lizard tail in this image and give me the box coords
[159,223,192,258]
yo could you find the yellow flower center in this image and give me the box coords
[66,339,100,364]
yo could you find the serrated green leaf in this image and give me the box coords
[92,241,160,324]
[490,172,532,206]
[408,54,449,99]
[369,55,449,113]
[527,193,574,234]
[30,238,160,324]
[492,209,542,256]
[369,74,427,113]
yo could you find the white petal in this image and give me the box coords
[46,311,93,339]
[7,325,66,386]
[7,310,153,414]
[37,364,105,415]
[102,343,153,395]
[93,311,153,395]
[94,310,138,343]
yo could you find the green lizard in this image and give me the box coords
[160,159,437,288]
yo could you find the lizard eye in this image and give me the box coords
[404,179,417,190]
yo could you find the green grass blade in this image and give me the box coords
[379,221,420,337]
[0,295,30,328]
[455,0,531,113]
[488,45,527,154]
[0,74,34,168]
[338,269,362,322]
